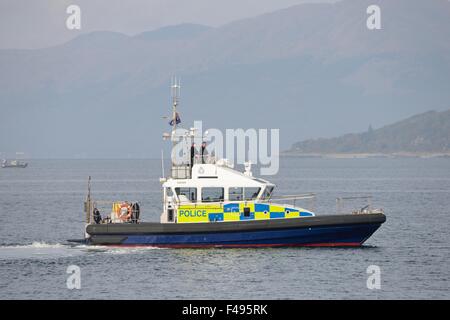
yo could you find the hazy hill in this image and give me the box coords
[288,109,450,154]
[134,24,213,42]
[1,0,450,158]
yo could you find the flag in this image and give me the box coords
[169,112,181,126]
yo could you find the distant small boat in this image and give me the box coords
[1,159,28,168]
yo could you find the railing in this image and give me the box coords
[85,199,141,224]
[192,154,216,165]
[260,193,316,211]
[336,196,378,215]
[171,164,191,179]
[173,193,381,216]
[172,193,317,212]
[171,155,217,179]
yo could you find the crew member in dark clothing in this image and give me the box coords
[190,143,196,169]
[201,141,208,164]
[93,208,102,224]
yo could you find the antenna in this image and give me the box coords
[170,76,181,150]
[171,76,181,107]
[87,176,91,200]
[85,176,92,224]
[161,149,165,178]
[171,76,181,128]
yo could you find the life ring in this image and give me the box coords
[118,202,132,221]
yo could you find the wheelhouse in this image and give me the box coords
[160,162,313,224]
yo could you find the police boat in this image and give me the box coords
[81,81,386,248]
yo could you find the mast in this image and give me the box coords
[165,76,192,179]
[86,175,91,224]
[171,76,181,152]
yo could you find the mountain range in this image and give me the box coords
[1,0,450,158]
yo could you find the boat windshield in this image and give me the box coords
[261,186,274,200]
[243,187,260,201]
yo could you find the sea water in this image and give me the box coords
[0,158,449,299]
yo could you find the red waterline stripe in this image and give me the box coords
[302,242,361,247]
[104,242,362,248]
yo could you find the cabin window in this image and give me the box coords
[166,188,173,197]
[175,187,197,202]
[244,187,261,200]
[261,186,274,200]
[202,187,224,202]
[229,187,243,201]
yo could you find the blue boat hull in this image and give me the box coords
[120,223,381,248]
[85,214,386,248]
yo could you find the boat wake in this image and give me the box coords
[0,241,68,250]
[0,242,78,260]
[0,241,163,260]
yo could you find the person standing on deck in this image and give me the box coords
[190,143,197,170]
[201,141,208,164]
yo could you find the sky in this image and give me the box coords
[0,0,337,49]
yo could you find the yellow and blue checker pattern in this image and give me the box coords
[177,202,313,223]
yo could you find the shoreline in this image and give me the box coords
[280,152,450,159]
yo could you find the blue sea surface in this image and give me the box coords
[0,158,449,299]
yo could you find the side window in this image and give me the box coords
[166,188,173,197]
[175,187,197,202]
[229,187,243,201]
[261,186,274,200]
[244,187,261,200]
[202,187,224,202]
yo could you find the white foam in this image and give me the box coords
[0,242,163,260]
[100,246,164,255]
[0,241,65,249]
[0,242,81,260]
